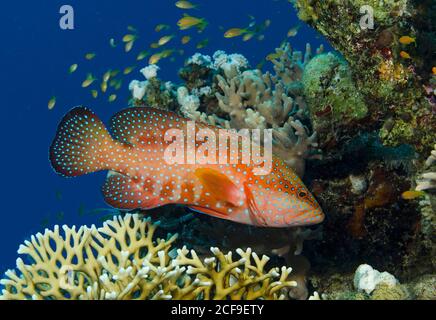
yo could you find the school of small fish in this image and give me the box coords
[49,1,307,110]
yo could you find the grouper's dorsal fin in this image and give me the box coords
[109,107,182,146]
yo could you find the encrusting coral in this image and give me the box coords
[0,214,298,300]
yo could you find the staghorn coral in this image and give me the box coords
[142,206,318,300]
[174,246,297,300]
[0,214,298,300]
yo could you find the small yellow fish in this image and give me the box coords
[82,74,96,88]
[242,32,255,42]
[266,52,281,61]
[103,70,111,83]
[125,41,134,53]
[181,35,191,44]
[101,81,108,93]
[432,66,436,75]
[287,25,300,37]
[175,1,197,9]
[109,38,117,48]
[155,24,170,32]
[91,90,98,98]
[196,38,209,49]
[150,42,160,49]
[399,36,415,45]
[110,79,123,90]
[149,53,163,65]
[85,53,96,60]
[401,190,425,200]
[161,49,176,58]
[177,14,208,31]
[122,34,137,42]
[224,28,247,38]
[137,50,150,61]
[123,66,136,75]
[48,96,56,110]
[108,94,117,102]
[110,69,120,77]
[400,50,411,59]
[158,35,175,46]
[68,64,78,74]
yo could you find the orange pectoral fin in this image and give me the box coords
[194,168,242,207]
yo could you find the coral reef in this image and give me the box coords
[0,214,299,300]
[29,0,434,300]
[292,0,436,154]
[122,32,434,295]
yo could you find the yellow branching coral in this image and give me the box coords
[174,246,297,300]
[1,214,297,300]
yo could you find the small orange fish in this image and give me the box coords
[401,190,425,200]
[399,36,415,45]
[400,51,411,59]
[50,107,324,228]
[432,66,436,75]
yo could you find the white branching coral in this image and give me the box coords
[129,80,148,100]
[212,50,250,79]
[187,52,212,67]
[416,144,436,191]
[177,86,226,127]
[140,65,160,80]
[186,51,249,79]
[0,214,298,300]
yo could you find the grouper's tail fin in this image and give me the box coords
[49,107,114,177]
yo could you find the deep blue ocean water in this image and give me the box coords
[0,0,332,273]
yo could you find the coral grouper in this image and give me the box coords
[49,106,324,227]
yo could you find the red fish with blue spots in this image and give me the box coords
[50,106,324,227]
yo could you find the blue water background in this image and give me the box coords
[0,0,332,272]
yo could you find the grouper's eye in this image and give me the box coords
[297,190,307,199]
